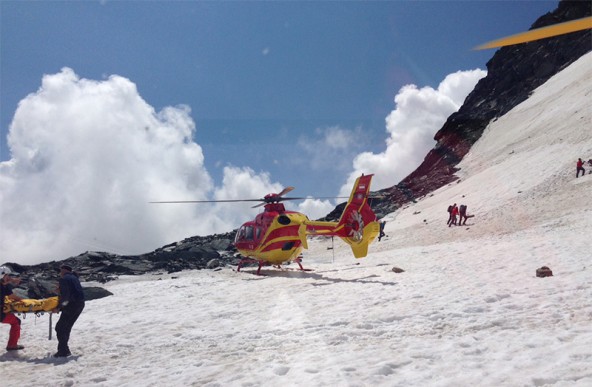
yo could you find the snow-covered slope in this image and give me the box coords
[2,53,591,387]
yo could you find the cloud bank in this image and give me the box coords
[0,69,281,264]
[1,68,485,264]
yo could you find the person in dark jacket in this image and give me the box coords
[458,205,467,226]
[1,266,24,351]
[54,264,85,358]
[378,221,386,241]
[446,204,455,225]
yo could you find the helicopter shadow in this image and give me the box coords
[240,267,398,287]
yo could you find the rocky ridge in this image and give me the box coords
[2,231,238,300]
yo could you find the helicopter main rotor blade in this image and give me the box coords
[277,186,295,197]
[474,16,592,50]
[279,196,350,201]
[151,194,380,205]
[150,199,263,204]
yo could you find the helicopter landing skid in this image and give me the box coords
[293,257,312,271]
[237,257,268,275]
[237,257,309,275]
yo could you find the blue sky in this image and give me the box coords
[0,1,559,263]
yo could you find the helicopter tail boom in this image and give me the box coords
[305,174,379,258]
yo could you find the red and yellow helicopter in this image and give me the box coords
[153,174,380,274]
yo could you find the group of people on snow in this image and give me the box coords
[445,157,588,227]
[1,264,85,358]
[447,203,473,227]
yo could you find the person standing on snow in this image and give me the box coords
[576,158,585,178]
[1,266,24,351]
[458,205,467,226]
[448,204,458,227]
[446,204,454,225]
[378,221,386,241]
[53,264,85,358]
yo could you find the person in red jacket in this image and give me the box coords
[1,266,24,351]
[448,204,458,227]
[576,158,585,178]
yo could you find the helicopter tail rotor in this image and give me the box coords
[334,174,380,258]
[301,174,380,258]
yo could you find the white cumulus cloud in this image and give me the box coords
[0,68,285,264]
[339,69,486,197]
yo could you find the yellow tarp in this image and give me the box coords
[3,296,59,314]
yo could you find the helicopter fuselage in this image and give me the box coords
[233,173,380,266]
[234,203,310,264]
[153,174,380,271]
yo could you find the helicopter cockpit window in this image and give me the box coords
[235,227,245,243]
[255,227,262,240]
[244,226,254,240]
[236,226,254,242]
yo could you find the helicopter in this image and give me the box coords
[152,174,380,274]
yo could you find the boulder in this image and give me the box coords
[83,286,114,301]
[536,266,553,278]
[207,259,221,269]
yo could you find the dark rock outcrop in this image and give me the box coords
[1,231,239,300]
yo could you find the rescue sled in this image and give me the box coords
[3,296,59,314]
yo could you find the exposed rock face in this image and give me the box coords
[371,1,591,217]
[2,231,239,299]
